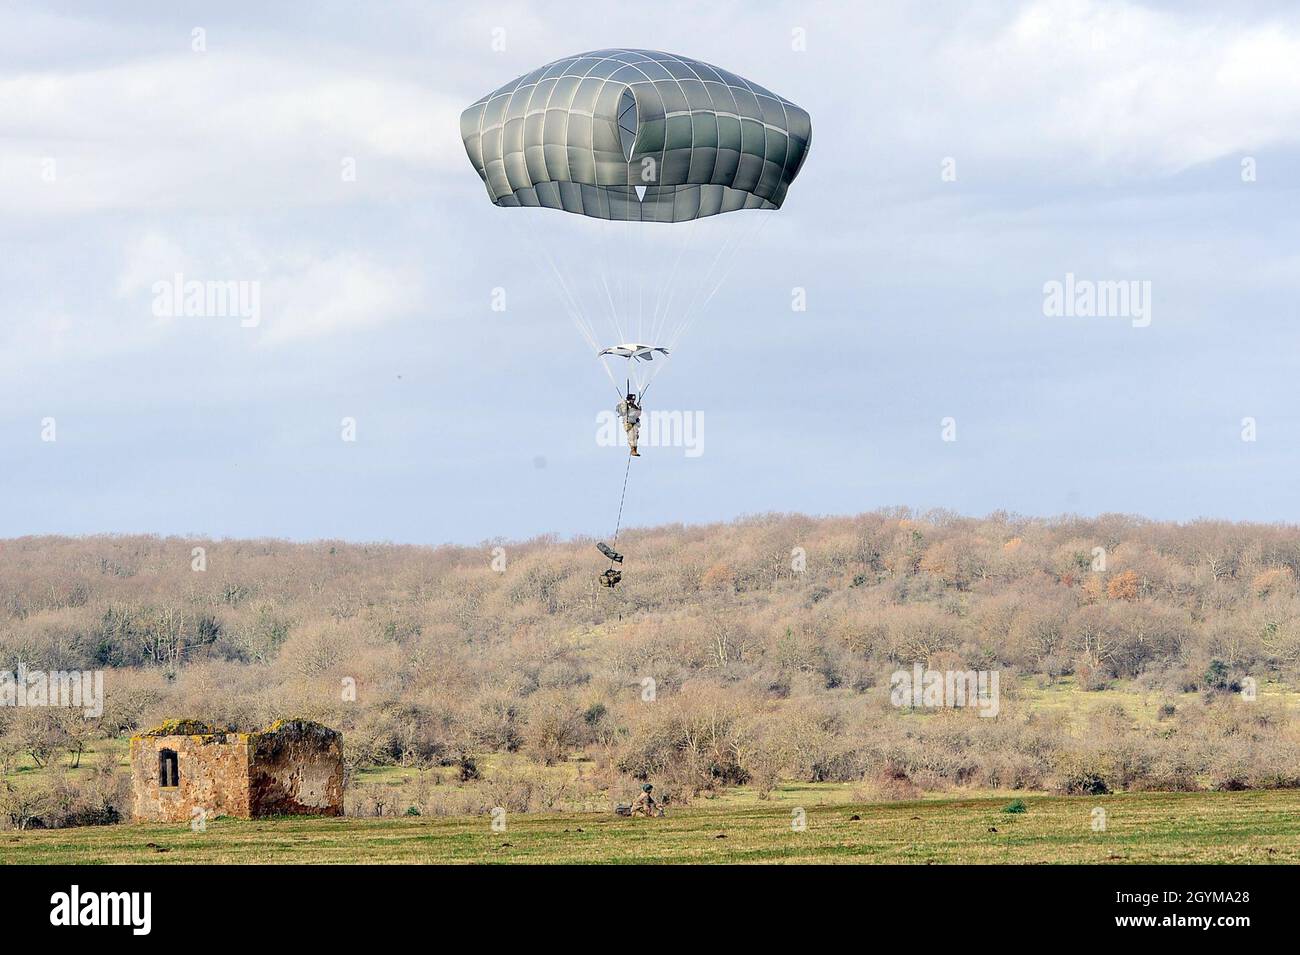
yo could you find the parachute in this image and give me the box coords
[461,49,811,583]
[459,49,812,393]
[460,49,811,223]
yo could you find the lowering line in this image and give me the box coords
[610,452,633,555]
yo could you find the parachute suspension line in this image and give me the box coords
[597,356,624,398]
[514,213,579,327]
[621,218,637,347]
[648,236,691,349]
[668,212,773,353]
[648,208,726,350]
[639,216,653,342]
[606,217,629,347]
[552,260,603,356]
[635,211,686,349]
[513,211,601,354]
[673,216,750,335]
[635,212,771,398]
[634,210,764,397]
[639,217,649,344]
[674,211,729,341]
[621,230,638,356]
[594,219,629,348]
[635,219,712,396]
[610,219,628,343]
[513,214,626,404]
[631,213,645,344]
[600,269,627,346]
[512,202,770,403]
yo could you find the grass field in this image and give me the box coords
[6,790,1300,864]
[7,678,1300,862]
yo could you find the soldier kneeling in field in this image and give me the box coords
[617,783,664,818]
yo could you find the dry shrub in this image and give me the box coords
[853,770,921,802]
[6,513,1300,815]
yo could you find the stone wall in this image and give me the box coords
[248,720,344,816]
[129,731,253,823]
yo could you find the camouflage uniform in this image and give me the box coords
[629,789,661,817]
[617,398,641,456]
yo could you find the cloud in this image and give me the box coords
[916,0,1300,174]
[8,0,1298,226]
[0,49,464,218]
[258,251,421,345]
[111,227,421,346]
[115,231,197,303]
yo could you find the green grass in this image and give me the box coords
[8,679,1300,862]
[6,790,1300,864]
[1016,675,1300,723]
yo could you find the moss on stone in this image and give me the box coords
[259,718,340,742]
[135,717,338,742]
[137,718,229,737]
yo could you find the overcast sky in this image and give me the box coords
[3,0,1299,545]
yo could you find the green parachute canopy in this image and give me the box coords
[460,49,812,222]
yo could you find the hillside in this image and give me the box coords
[3,510,1300,828]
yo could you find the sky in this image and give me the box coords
[2,0,1299,545]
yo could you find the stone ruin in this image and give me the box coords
[130,718,344,822]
